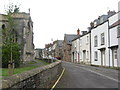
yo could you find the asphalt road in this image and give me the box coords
[55,61,119,88]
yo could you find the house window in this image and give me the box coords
[94,35,98,47]
[87,51,89,60]
[101,33,105,45]
[114,49,117,59]
[94,51,98,61]
[117,26,120,37]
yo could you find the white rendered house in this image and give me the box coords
[79,32,91,64]
[109,12,119,67]
[91,15,110,67]
[71,37,80,63]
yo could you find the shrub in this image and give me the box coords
[2,42,21,68]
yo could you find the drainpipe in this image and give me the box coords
[108,20,110,67]
[90,31,92,65]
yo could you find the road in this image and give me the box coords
[55,61,118,88]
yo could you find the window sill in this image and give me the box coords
[101,44,105,45]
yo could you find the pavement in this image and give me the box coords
[55,61,119,88]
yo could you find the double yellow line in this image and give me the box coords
[51,67,65,90]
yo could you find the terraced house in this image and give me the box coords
[71,10,119,68]
[109,11,120,67]
[118,2,120,67]
[91,10,119,67]
[71,29,91,64]
[63,31,79,62]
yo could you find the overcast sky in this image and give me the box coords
[0,0,119,48]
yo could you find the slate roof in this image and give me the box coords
[65,34,78,45]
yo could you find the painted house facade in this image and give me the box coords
[109,12,119,67]
[71,35,80,63]
[79,31,91,64]
[91,15,109,66]
[91,11,117,67]
[118,24,120,68]
[118,2,120,67]
[71,30,91,64]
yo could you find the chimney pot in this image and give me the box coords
[77,28,80,35]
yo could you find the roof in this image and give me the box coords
[109,19,120,29]
[72,31,91,41]
[65,34,78,45]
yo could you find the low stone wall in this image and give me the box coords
[2,60,62,89]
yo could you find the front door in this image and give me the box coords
[101,50,105,66]
[78,53,80,63]
[72,52,74,63]
[112,48,118,67]
[83,51,86,63]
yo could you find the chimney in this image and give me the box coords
[107,10,116,17]
[77,28,80,35]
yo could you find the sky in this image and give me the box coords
[0,0,120,48]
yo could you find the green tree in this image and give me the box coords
[2,3,21,68]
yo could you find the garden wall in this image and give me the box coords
[2,60,62,89]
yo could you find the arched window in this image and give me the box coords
[28,21,30,29]
[12,29,18,43]
[2,24,5,29]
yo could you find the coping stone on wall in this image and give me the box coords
[2,60,62,89]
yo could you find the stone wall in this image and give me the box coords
[2,60,62,89]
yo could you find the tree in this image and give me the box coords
[2,3,21,69]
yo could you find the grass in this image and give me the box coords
[36,59,49,65]
[1,59,49,79]
[2,66,38,77]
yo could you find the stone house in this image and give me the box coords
[63,30,79,62]
[54,40,63,60]
[44,43,53,58]
[0,12,35,63]
[44,40,63,60]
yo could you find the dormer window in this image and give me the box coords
[101,33,105,45]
